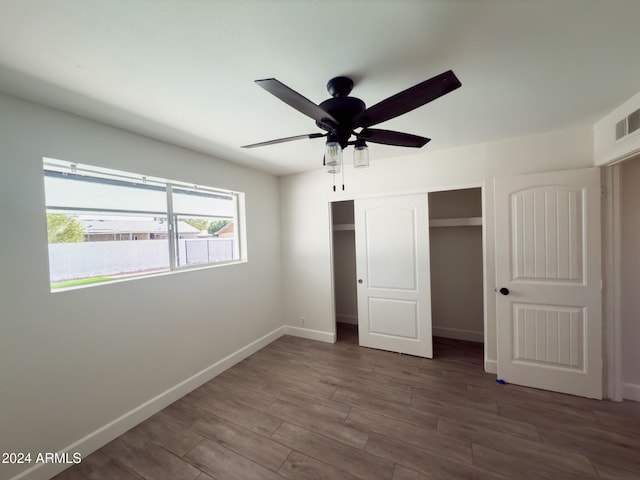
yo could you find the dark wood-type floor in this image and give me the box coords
[54,324,640,480]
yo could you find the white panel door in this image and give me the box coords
[355,194,432,357]
[495,167,602,398]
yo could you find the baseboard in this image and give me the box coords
[336,314,358,325]
[11,326,286,480]
[284,325,336,343]
[484,359,497,375]
[433,326,484,343]
[622,382,640,402]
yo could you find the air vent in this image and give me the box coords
[616,118,626,140]
[616,108,640,140]
[628,109,640,135]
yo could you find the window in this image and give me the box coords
[43,158,245,290]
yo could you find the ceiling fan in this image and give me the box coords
[242,70,461,172]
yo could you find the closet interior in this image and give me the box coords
[428,188,484,354]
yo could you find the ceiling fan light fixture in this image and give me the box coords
[325,133,342,171]
[353,139,369,168]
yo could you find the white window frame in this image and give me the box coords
[43,158,246,291]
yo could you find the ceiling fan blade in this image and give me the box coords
[255,78,338,129]
[358,128,430,148]
[241,132,326,148]
[353,70,461,128]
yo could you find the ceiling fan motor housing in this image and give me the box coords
[318,95,365,147]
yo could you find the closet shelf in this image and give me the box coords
[333,223,355,231]
[429,217,482,228]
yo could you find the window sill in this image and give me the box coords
[50,258,248,293]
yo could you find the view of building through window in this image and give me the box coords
[43,158,244,290]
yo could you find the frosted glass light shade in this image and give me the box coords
[326,161,341,174]
[325,141,342,166]
[353,144,369,168]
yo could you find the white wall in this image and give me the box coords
[0,94,283,480]
[280,126,594,370]
[620,157,640,398]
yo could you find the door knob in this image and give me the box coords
[358,279,363,284]
[499,287,509,296]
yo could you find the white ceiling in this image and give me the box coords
[1,0,639,176]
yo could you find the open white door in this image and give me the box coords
[495,167,602,398]
[355,194,432,358]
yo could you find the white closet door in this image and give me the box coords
[495,167,602,398]
[355,194,432,358]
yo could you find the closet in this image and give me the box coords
[331,201,358,329]
[428,188,484,346]
[331,188,484,351]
